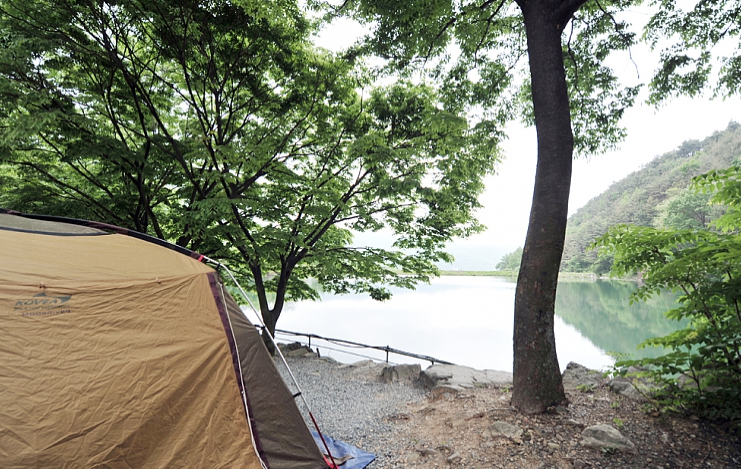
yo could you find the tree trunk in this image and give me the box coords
[254,260,293,357]
[511,0,579,413]
[261,308,278,356]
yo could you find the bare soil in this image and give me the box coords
[381,382,741,469]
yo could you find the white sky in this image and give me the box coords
[315,9,741,254]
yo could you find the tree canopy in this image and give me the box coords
[0,0,498,344]
[496,246,523,271]
[646,0,741,103]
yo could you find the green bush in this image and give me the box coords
[595,167,741,433]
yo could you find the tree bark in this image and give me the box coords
[511,0,583,413]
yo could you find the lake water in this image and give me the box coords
[268,277,683,372]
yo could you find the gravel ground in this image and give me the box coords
[276,355,427,468]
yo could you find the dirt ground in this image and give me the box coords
[381,382,741,469]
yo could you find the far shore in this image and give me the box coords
[439,270,610,279]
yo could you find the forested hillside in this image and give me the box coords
[562,122,741,273]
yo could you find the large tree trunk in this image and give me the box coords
[511,0,582,413]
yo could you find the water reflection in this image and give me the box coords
[273,277,683,372]
[555,279,683,360]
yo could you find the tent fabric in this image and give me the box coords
[0,211,328,469]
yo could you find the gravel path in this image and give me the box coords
[277,356,427,469]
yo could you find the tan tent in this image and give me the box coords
[0,210,328,469]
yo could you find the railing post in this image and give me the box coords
[385,346,389,363]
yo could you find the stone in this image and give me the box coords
[562,362,603,391]
[416,448,437,457]
[447,452,462,464]
[547,442,561,450]
[278,341,305,352]
[626,366,662,394]
[437,444,453,454]
[420,364,513,398]
[381,363,421,383]
[489,421,523,439]
[341,359,374,368]
[285,347,317,358]
[319,356,340,364]
[608,376,646,401]
[432,384,465,399]
[677,373,699,390]
[445,412,468,428]
[580,424,636,452]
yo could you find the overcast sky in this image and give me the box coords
[315,9,741,255]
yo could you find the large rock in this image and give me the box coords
[279,342,318,358]
[562,362,603,391]
[608,376,646,401]
[381,364,421,383]
[580,425,636,452]
[420,364,512,394]
[488,421,523,439]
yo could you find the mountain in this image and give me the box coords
[562,121,741,273]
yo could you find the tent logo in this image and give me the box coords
[15,293,72,317]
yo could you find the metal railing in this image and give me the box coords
[270,327,455,366]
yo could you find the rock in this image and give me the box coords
[562,362,603,391]
[447,452,462,464]
[285,347,317,358]
[381,363,421,383]
[572,459,587,469]
[445,412,468,428]
[563,419,583,426]
[278,341,305,352]
[437,444,453,454]
[432,384,465,399]
[626,366,662,394]
[677,373,699,390]
[339,359,375,369]
[608,376,646,401]
[420,364,513,396]
[279,342,318,358]
[416,448,437,457]
[547,442,560,450]
[580,424,636,452]
[489,420,523,439]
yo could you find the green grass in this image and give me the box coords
[438,270,603,278]
[439,270,517,277]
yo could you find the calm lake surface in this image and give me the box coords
[273,277,683,372]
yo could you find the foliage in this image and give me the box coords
[496,246,523,272]
[0,0,498,340]
[595,168,741,431]
[645,0,741,102]
[656,187,723,230]
[563,122,741,273]
[325,0,639,156]
[576,383,596,393]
